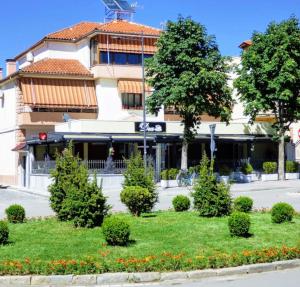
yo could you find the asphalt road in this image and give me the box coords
[1,179,300,218]
[157,267,300,287]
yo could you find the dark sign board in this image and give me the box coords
[135,122,166,133]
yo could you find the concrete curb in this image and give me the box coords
[0,259,299,286]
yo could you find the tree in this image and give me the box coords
[123,145,158,212]
[146,16,233,169]
[49,142,110,227]
[234,16,300,180]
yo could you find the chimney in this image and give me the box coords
[0,68,3,80]
[6,59,17,76]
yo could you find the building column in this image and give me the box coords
[83,143,89,161]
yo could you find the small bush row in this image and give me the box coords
[160,168,179,180]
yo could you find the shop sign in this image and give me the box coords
[135,122,166,133]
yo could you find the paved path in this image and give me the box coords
[1,180,300,218]
[145,267,300,287]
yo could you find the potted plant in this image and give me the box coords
[261,162,278,181]
[160,168,179,188]
[241,162,253,183]
[285,160,299,180]
[219,165,231,184]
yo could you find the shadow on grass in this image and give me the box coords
[142,213,157,218]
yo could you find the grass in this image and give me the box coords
[1,211,299,262]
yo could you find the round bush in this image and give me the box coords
[0,221,9,245]
[233,196,253,213]
[120,186,153,216]
[172,195,190,212]
[5,204,26,223]
[228,212,251,237]
[102,216,130,246]
[271,202,294,223]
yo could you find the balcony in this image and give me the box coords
[91,64,143,79]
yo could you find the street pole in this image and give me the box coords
[209,124,216,161]
[141,32,147,172]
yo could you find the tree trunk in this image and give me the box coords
[181,141,188,170]
[278,134,285,180]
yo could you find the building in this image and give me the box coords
[0,19,281,193]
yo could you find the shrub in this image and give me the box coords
[5,204,26,223]
[271,202,294,223]
[0,221,9,245]
[188,165,201,175]
[219,165,231,176]
[263,162,277,174]
[160,168,179,180]
[241,163,253,175]
[49,143,110,227]
[123,145,158,212]
[172,195,190,212]
[228,212,251,237]
[233,196,253,213]
[286,161,298,173]
[102,216,130,246]
[192,153,232,217]
[60,176,110,228]
[120,186,153,216]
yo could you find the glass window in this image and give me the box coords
[122,93,142,109]
[100,51,109,64]
[114,53,127,65]
[128,53,140,65]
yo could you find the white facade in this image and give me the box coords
[0,81,18,185]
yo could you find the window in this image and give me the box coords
[99,52,153,65]
[122,93,142,109]
[114,53,127,64]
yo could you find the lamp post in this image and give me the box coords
[110,33,147,171]
[209,124,216,160]
[141,32,147,172]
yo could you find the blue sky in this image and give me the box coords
[0,0,299,73]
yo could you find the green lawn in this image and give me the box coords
[0,211,299,274]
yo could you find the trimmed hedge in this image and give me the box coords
[228,212,251,237]
[5,204,26,223]
[233,196,253,213]
[263,162,277,174]
[0,221,9,245]
[286,161,299,173]
[271,202,294,223]
[102,216,130,246]
[172,195,190,212]
[161,168,179,180]
[241,163,253,175]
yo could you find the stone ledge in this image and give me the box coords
[0,259,299,286]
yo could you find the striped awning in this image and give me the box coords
[118,80,151,94]
[20,78,97,109]
[97,35,157,54]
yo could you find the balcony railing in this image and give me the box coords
[31,160,127,175]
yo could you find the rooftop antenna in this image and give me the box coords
[101,0,136,22]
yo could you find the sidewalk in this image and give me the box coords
[1,179,300,219]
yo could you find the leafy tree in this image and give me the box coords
[234,17,300,180]
[49,143,110,227]
[146,16,233,169]
[123,145,158,212]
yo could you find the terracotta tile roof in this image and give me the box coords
[21,58,93,77]
[99,20,161,36]
[239,40,253,49]
[47,22,103,40]
[46,20,160,40]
